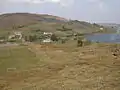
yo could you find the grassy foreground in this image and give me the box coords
[0,46,38,75]
[0,43,120,90]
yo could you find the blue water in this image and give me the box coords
[86,34,120,43]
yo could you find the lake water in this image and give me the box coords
[86,34,120,43]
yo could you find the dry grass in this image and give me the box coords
[0,43,120,90]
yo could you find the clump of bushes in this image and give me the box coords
[77,39,83,47]
[24,35,37,42]
[50,34,58,41]
[77,37,92,47]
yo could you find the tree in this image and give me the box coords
[77,39,83,47]
[77,36,84,47]
[24,36,28,41]
[51,34,58,41]
[61,39,66,44]
[28,35,37,42]
[33,35,37,41]
[29,35,33,42]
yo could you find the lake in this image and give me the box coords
[86,34,120,43]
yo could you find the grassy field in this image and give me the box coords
[0,46,39,75]
[0,43,120,90]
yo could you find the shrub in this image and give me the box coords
[77,39,83,47]
[61,39,66,44]
[24,35,37,42]
[85,40,92,45]
[77,37,92,47]
[76,33,84,36]
[24,36,28,41]
[8,39,16,42]
[73,37,77,40]
[51,34,58,41]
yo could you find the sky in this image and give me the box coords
[0,0,120,23]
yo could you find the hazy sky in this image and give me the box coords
[0,0,120,23]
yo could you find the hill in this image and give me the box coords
[98,23,120,29]
[0,13,67,30]
[0,13,115,35]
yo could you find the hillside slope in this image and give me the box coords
[0,13,115,34]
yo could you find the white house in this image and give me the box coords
[14,31,22,39]
[8,31,22,40]
[8,35,15,39]
[0,39,5,43]
[100,28,104,30]
[43,38,52,43]
[43,32,53,35]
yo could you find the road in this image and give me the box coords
[0,43,19,47]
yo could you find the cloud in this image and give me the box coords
[8,0,74,7]
[88,0,99,3]
[8,0,59,3]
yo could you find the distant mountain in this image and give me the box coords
[98,23,120,28]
